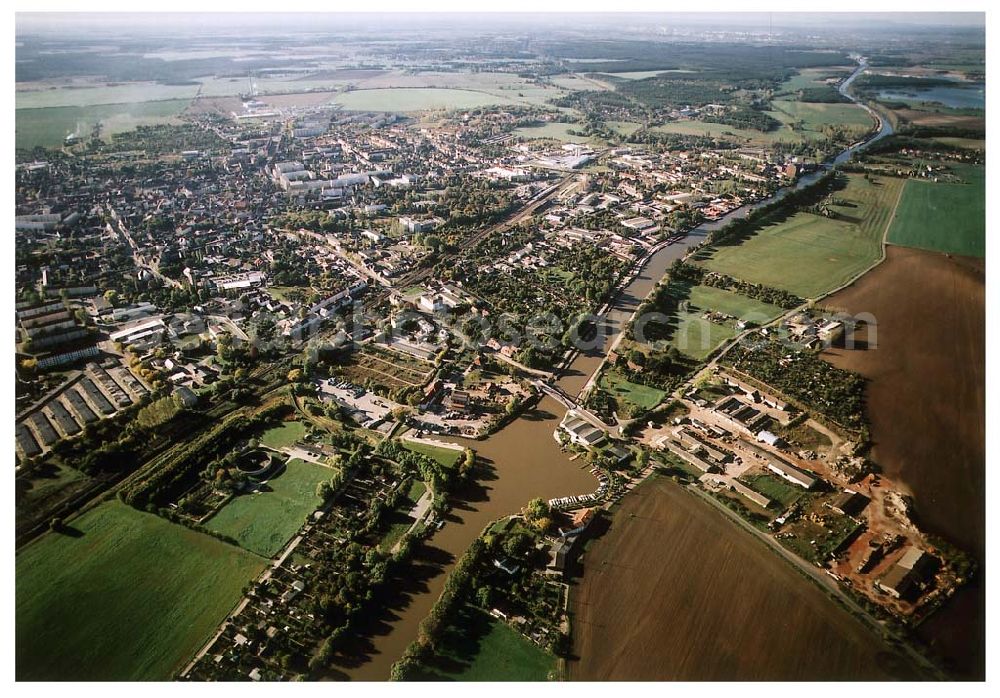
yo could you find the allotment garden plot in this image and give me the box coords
[695,174,904,298]
[334,344,435,395]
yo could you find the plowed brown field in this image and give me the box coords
[822,245,985,679]
[568,478,920,681]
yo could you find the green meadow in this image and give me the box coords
[695,174,904,298]
[16,502,264,681]
[887,164,984,257]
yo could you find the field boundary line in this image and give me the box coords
[812,174,907,304]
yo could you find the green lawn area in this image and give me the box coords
[668,309,739,360]
[637,282,781,360]
[686,285,785,324]
[599,369,667,410]
[205,458,334,557]
[418,605,556,681]
[266,285,310,302]
[654,450,706,480]
[695,174,905,298]
[406,478,427,502]
[887,164,984,257]
[739,473,805,509]
[379,479,427,551]
[15,99,190,150]
[403,439,463,468]
[259,420,308,450]
[334,87,519,112]
[16,501,264,681]
[16,462,86,506]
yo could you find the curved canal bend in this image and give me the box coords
[338,58,894,681]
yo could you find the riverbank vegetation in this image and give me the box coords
[391,518,566,680]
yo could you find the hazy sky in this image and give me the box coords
[16,11,986,38]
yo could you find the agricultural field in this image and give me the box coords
[402,439,463,468]
[349,70,563,103]
[768,99,875,130]
[597,70,675,80]
[695,174,905,298]
[929,137,986,150]
[415,605,557,681]
[15,99,190,150]
[569,477,920,680]
[651,119,806,145]
[16,501,264,681]
[822,246,985,561]
[888,106,985,131]
[204,458,335,557]
[887,163,985,257]
[259,419,309,450]
[821,245,984,678]
[548,73,613,91]
[776,66,853,94]
[598,370,667,410]
[334,88,521,112]
[15,81,201,109]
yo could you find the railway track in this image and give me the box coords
[375,167,589,301]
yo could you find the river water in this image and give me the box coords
[338,59,908,681]
[337,395,599,680]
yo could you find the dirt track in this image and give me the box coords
[568,478,920,681]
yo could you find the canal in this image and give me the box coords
[338,57,901,680]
